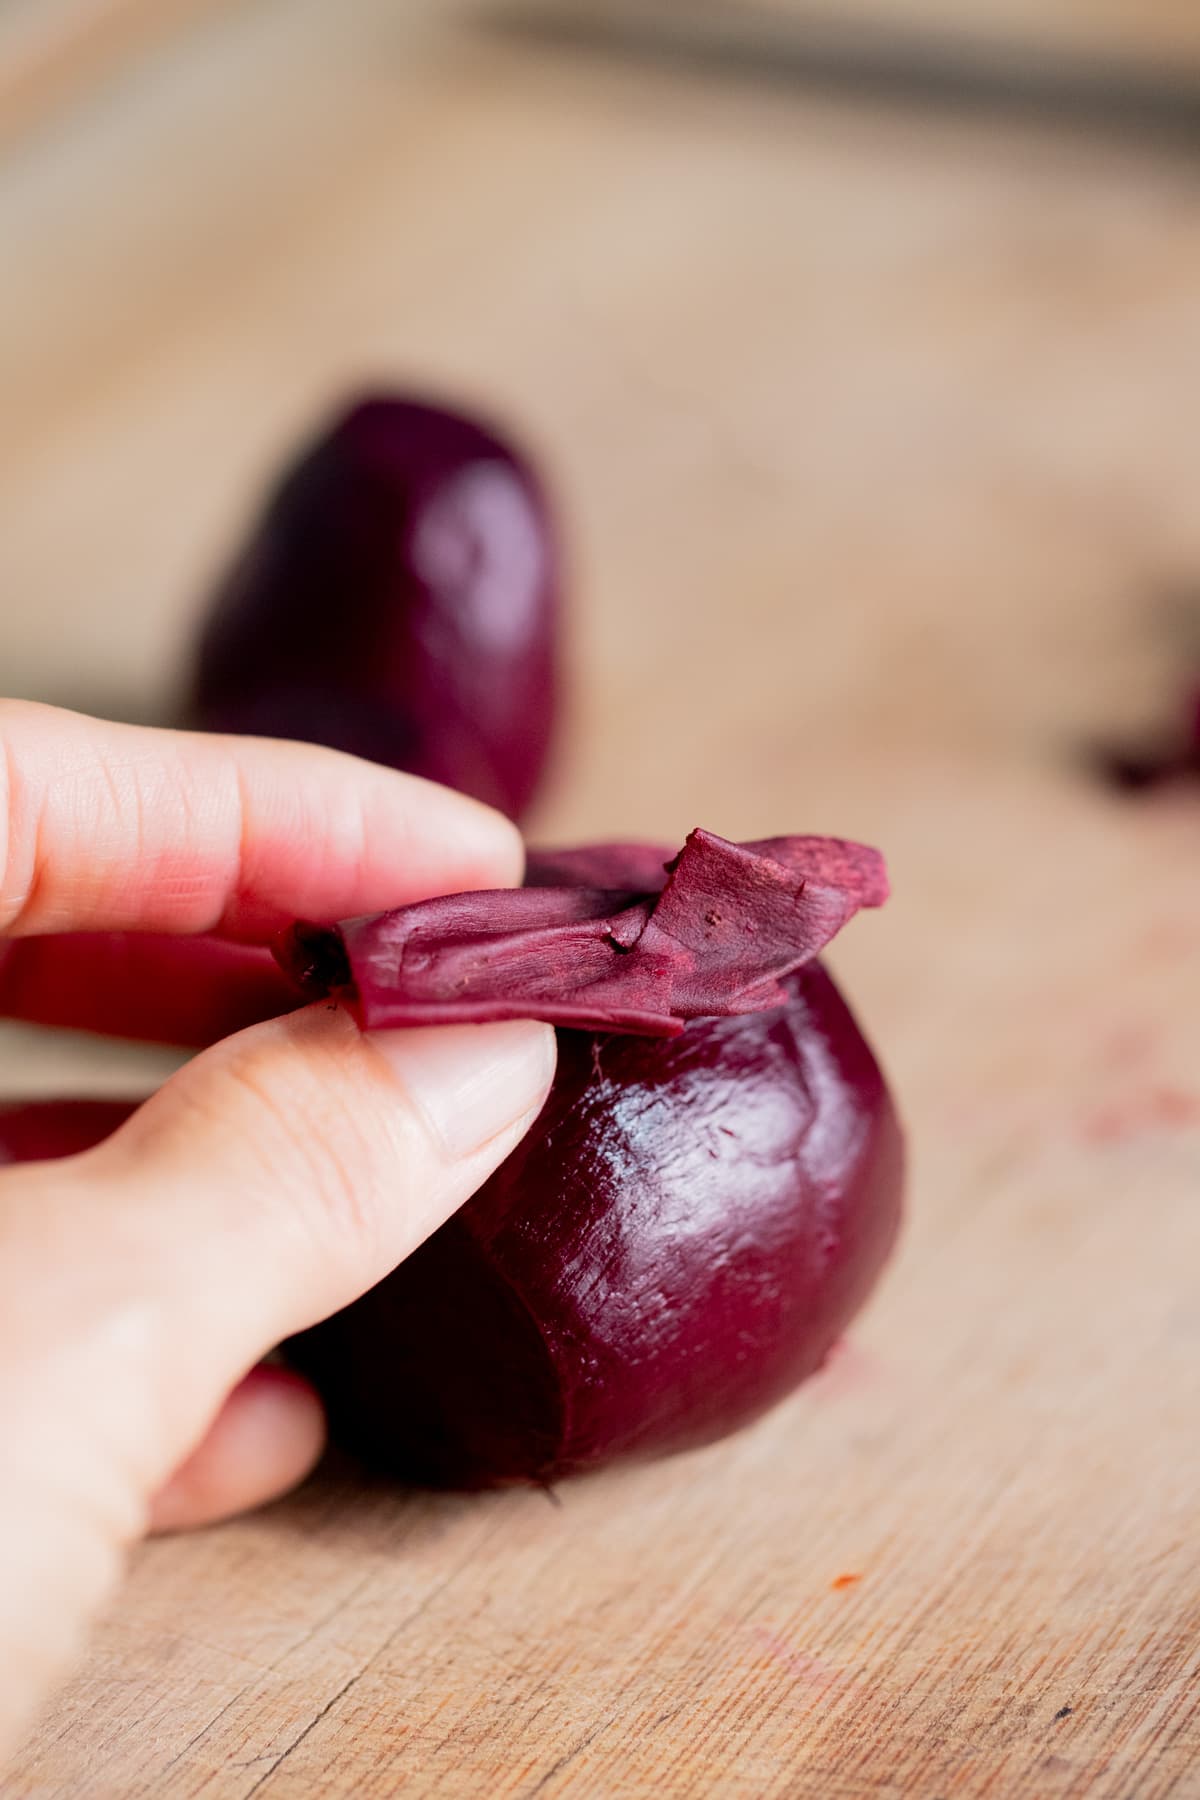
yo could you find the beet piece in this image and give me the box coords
[0,934,296,1047]
[0,1099,138,1164]
[287,963,903,1487]
[277,829,888,1037]
[188,394,559,820]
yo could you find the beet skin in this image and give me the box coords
[287,962,902,1488]
[189,395,559,820]
[278,829,888,1037]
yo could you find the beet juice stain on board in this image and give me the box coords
[188,394,561,822]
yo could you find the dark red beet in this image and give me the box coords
[277,830,888,1037]
[287,963,903,1487]
[0,1099,138,1164]
[0,934,295,1047]
[189,395,559,820]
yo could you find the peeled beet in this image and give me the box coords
[189,395,559,819]
[287,963,902,1487]
[283,831,901,1487]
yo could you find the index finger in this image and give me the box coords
[0,701,523,941]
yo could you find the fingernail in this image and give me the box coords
[368,1020,556,1159]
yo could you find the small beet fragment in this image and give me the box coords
[276,829,888,1037]
[287,963,902,1487]
[188,394,559,819]
[283,829,902,1488]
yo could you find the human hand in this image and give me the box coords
[0,702,556,1755]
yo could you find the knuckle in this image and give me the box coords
[204,1021,411,1279]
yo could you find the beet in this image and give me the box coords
[0,1099,137,1164]
[0,934,296,1047]
[277,830,888,1037]
[282,829,901,1487]
[287,962,902,1487]
[189,395,559,819]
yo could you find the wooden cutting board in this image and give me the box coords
[1,1,1199,1793]
[592,0,1200,72]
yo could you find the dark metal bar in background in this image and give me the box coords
[483,0,1200,148]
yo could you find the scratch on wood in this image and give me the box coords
[242,1671,361,1798]
[522,1717,614,1797]
[236,1519,506,1796]
[654,1702,690,1728]
[160,1686,253,1776]
[160,1568,380,1777]
[273,1567,382,1667]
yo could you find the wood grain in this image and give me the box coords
[732,0,1200,67]
[0,0,241,141]
[507,0,1200,144]
[1,0,1200,1793]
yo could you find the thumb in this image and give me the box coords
[0,1004,554,1754]
[74,1002,557,1491]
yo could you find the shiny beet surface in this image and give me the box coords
[189,395,559,819]
[287,963,903,1488]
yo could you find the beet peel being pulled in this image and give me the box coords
[277,829,888,1037]
[283,829,903,1488]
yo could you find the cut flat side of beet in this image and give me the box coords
[189,394,560,820]
[276,828,888,1037]
[286,962,903,1488]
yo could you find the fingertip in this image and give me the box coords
[366,1018,556,1161]
[222,742,528,938]
[318,742,526,889]
[0,702,529,945]
[429,787,525,894]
